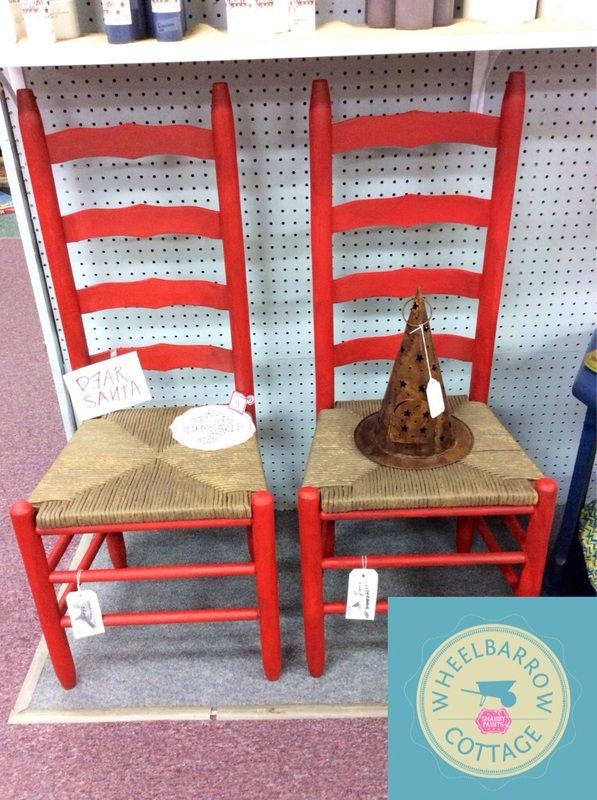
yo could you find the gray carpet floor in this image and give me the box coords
[0,212,18,238]
[26,510,519,712]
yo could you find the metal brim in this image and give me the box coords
[354,413,474,469]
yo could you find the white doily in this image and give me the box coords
[169,406,256,451]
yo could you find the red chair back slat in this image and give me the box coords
[18,84,255,397]
[332,195,491,233]
[78,278,228,313]
[309,73,525,412]
[46,123,215,163]
[333,268,482,304]
[332,111,500,153]
[62,205,221,242]
[90,344,234,373]
[334,332,475,367]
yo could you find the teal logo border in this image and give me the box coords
[388,598,593,800]
[416,623,571,779]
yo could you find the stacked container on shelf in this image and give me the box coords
[366,0,596,28]
[224,1,316,35]
[147,0,187,42]
[366,0,454,28]
[1,0,79,44]
[463,1,537,27]
[0,0,24,45]
[2,1,595,50]
[102,0,187,44]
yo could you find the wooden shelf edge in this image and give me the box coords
[1,20,596,69]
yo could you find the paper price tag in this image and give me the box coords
[228,390,255,415]
[65,589,105,639]
[101,0,132,26]
[346,568,379,621]
[426,377,445,419]
[63,351,152,423]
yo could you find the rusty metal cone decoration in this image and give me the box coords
[354,288,473,469]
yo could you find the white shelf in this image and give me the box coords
[1,19,596,69]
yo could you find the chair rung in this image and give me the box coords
[63,204,221,242]
[47,534,74,571]
[90,342,234,373]
[504,515,527,546]
[60,607,259,627]
[50,562,255,584]
[37,516,253,534]
[57,532,106,615]
[332,195,491,233]
[78,278,229,313]
[474,518,521,590]
[322,552,526,569]
[333,331,474,367]
[46,123,215,163]
[332,111,500,153]
[333,268,482,304]
[321,505,536,520]
[324,600,389,616]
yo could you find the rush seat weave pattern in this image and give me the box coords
[30,407,267,528]
[303,396,542,513]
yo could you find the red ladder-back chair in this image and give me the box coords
[10,83,281,687]
[299,73,557,676]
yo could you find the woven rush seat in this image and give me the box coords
[29,407,267,528]
[303,396,542,514]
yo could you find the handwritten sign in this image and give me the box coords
[63,352,152,422]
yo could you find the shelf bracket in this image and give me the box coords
[470,50,501,113]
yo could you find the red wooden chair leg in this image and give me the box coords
[298,486,326,677]
[516,477,558,596]
[322,520,336,558]
[251,491,282,681]
[456,517,474,553]
[9,501,76,689]
[106,532,127,568]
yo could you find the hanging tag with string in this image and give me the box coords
[345,556,379,621]
[404,297,445,419]
[65,569,105,639]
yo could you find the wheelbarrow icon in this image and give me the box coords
[461,680,517,708]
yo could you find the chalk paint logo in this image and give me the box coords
[416,624,570,779]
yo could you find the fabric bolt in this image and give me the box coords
[303,396,542,513]
[29,406,267,527]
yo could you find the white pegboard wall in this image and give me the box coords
[11,48,596,508]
